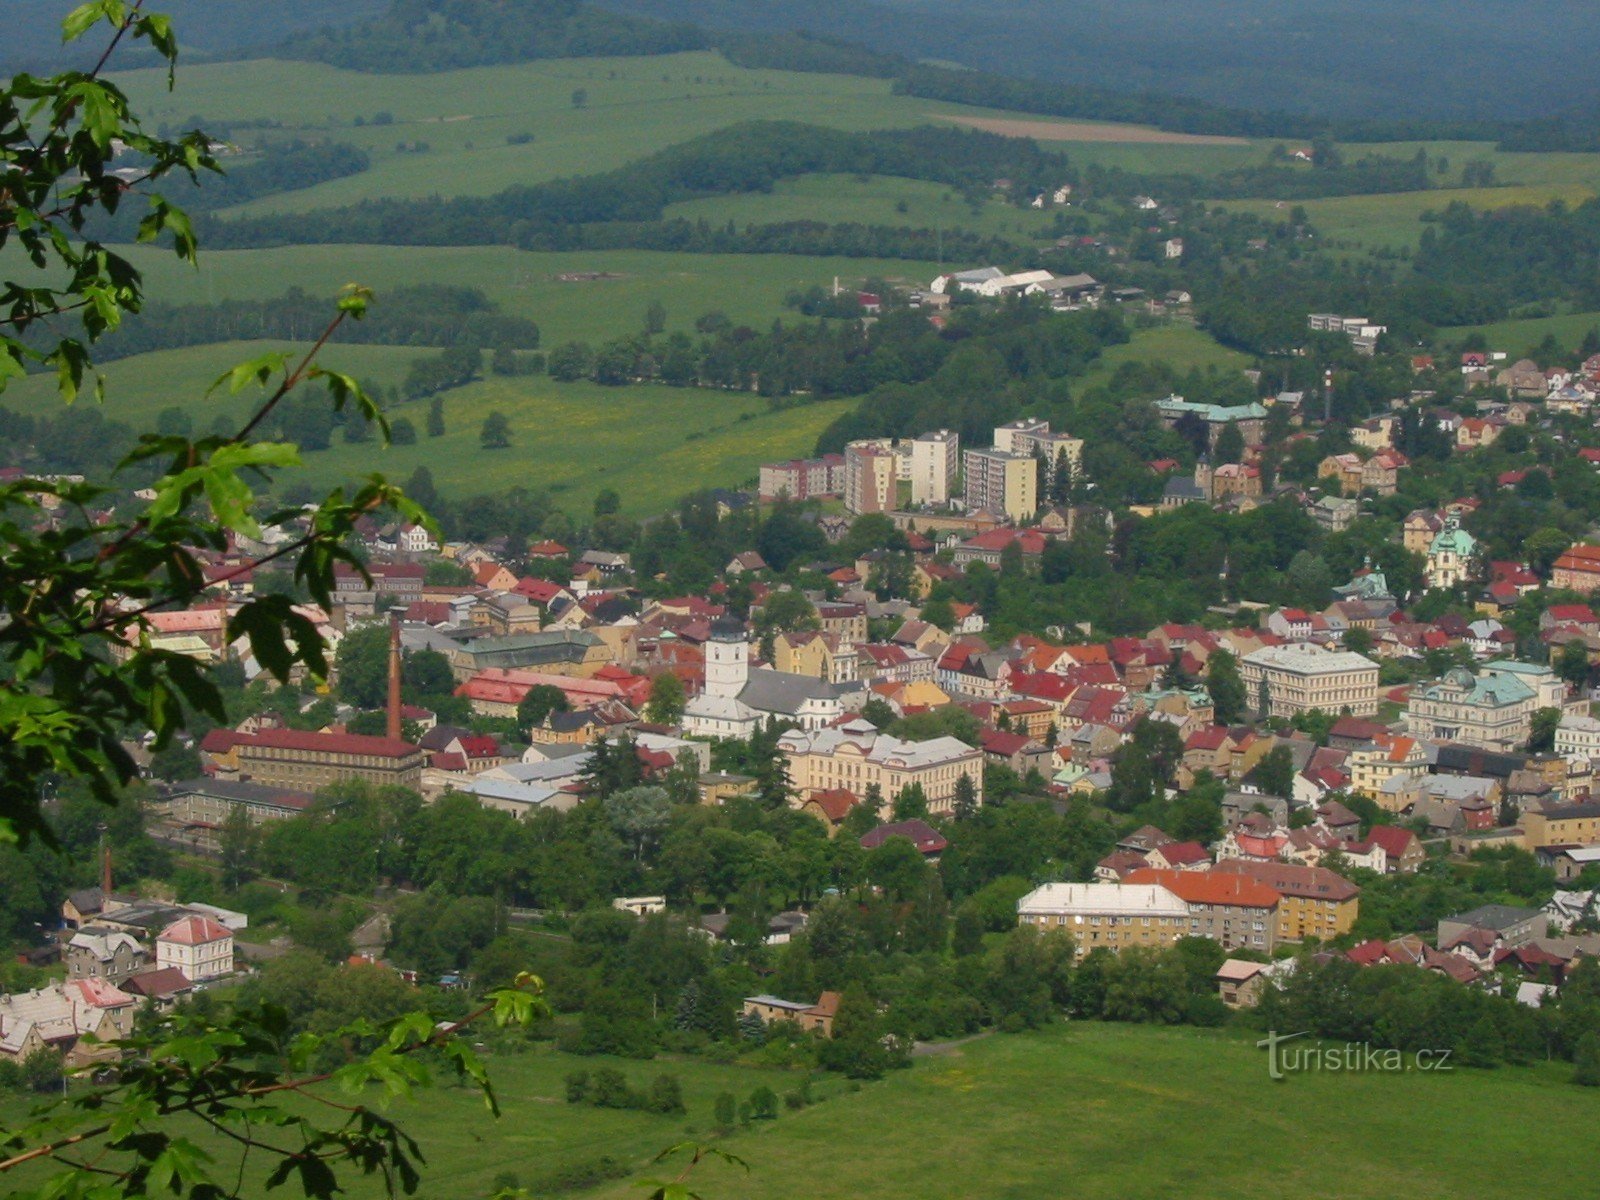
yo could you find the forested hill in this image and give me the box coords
[3,0,385,71]
[280,0,708,71]
[602,0,1600,125]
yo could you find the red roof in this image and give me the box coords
[1363,825,1417,858]
[860,819,947,855]
[159,916,232,946]
[1126,867,1279,908]
[527,540,569,558]
[806,789,859,821]
[238,729,419,759]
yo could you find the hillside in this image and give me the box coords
[2,0,384,70]
[603,0,1600,122]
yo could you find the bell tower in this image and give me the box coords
[705,617,750,699]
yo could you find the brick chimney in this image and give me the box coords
[387,611,403,740]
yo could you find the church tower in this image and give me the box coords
[705,617,750,699]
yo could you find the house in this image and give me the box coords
[1437,904,1543,951]
[1363,824,1426,873]
[65,929,148,985]
[741,992,842,1037]
[859,819,948,858]
[120,968,195,1010]
[725,551,768,576]
[1216,959,1274,1008]
[0,980,138,1067]
[156,916,234,982]
[1552,544,1600,594]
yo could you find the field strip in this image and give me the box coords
[935,113,1250,146]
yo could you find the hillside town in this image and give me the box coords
[14,326,1600,1072]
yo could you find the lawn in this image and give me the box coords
[665,173,1062,243]
[1073,324,1252,395]
[1440,310,1600,355]
[1211,185,1597,253]
[112,245,944,348]
[2,341,851,517]
[588,1022,1599,1200]
[8,1022,1584,1200]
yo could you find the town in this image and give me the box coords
[7,1,1600,1196]
[11,316,1600,1084]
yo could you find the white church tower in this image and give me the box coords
[705,618,750,699]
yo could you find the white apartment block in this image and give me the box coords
[910,430,959,506]
[994,418,1050,454]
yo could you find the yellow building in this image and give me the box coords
[1523,801,1600,849]
[234,729,424,792]
[1347,734,1428,800]
[962,447,1037,523]
[773,630,858,685]
[1240,645,1380,718]
[1214,860,1359,942]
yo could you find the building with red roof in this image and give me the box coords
[156,916,234,981]
[1126,867,1280,951]
[233,729,423,792]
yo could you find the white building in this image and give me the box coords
[1556,714,1600,766]
[155,915,234,981]
[910,430,959,506]
[1016,882,1189,957]
[1240,645,1381,718]
[682,620,847,738]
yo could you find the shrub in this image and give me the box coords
[564,1070,589,1103]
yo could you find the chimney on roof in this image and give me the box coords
[387,611,403,741]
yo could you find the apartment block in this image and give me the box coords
[844,440,897,515]
[1016,882,1190,957]
[962,447,1037,523]
[1213,859,1360,942]
[910,429,960,506]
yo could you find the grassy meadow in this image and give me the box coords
[3,340,848,516]
[1441,310,1600,355]
[114,245,944,347]
[1073,324,1252,394]
[6,1023,1589,1200]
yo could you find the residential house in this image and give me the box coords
[741,992,842,1038]
[156,916,234,981]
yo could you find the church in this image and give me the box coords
[681,618,850,739]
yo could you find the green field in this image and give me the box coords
[1074,324,1253,394]
[7,1023,1588,1200]
[114,245,943,348]
[665,172,1061,242]
[1212,183,1597,253]
[2,341,848,516]
[1441,310,1600,354]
